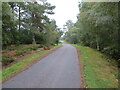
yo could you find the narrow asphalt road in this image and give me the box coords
[3,42,81,88]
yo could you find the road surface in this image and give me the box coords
[3,42,81,88]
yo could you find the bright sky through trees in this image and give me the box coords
[48,0,81,30]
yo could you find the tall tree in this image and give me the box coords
[64,2,119,60]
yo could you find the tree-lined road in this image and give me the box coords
[3,42,81,88]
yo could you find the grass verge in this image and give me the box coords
[72,44,118,88]
[2,44,43,66]
[0,44,62,83]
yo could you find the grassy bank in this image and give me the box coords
[1,44,62,83]
[1,44,45,66]
[72,44,118,88]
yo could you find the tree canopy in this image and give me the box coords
[2,1,63,48]
[64,2,119,60]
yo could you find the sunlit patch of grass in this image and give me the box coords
[72,44,118,88]
[0,44,62,83]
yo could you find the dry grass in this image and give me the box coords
[0,44,62,83]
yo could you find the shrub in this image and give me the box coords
[15,51,24,56]
[24,49,31,54]
[103,45,120,60]
[29,47,38,51]
[6,47,15,51]
[2,56,14,65]
[51,43,56,46]
[38,44,44,48]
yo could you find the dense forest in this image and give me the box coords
[64,2,120,61]
[2,1,63,48]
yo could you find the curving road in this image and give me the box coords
[3,42,81,88]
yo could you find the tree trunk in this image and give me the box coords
[19,6,20,32]
[96,35,100,51]
[96,40,100,51]
[31,2,36,44]
[32,34,36,44]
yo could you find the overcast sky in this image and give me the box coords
[47,0,81,30]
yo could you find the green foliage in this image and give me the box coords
[15,45,41,56]
[2,56,14,65]
[64,2,119,60]
[15,50,25,56]
[28,46,38,51]
[102,45,120,60]
[2,2,62,48]
[6,47,16,51]
[2,44,45,66]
